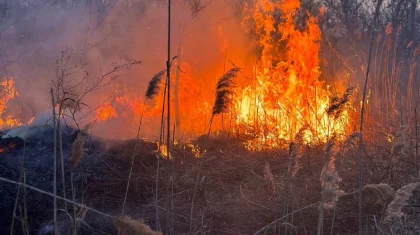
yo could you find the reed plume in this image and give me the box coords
[264,162,275,193]
[145,70,166,100]
[384,182,420,224]
[114,216,162,235]
[70,124,90,169]
[327,87,354,119]
[288,126,307,178]
[363,183,394,206]
[392,125,408,157]
[212,67,240,115]
[320,138,343,209]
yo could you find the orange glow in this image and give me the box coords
[93,0,353,148]
[95,102,118,121]
[0,78,22,129]
[0,142,17,153]
[230,0,351,149]
[27,117,36,125]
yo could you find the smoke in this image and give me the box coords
[0,0,253,139]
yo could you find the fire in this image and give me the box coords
[0,78,22,129]
[27,117,36,125]
[92,0,353,148]
[95,102,118,121]
[232,0,351,149]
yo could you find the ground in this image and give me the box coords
[0,128,419,235]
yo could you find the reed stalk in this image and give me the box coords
[358,1,383,234]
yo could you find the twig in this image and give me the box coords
[121,101,146,215]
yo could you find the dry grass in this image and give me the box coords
[114,216,162,235]
[363,183,395,206]
[384,182,420,224]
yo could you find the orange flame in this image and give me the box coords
[0,78,22,129]
[95,102,118,121]
[92,0,352,148]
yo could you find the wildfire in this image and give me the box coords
[92,0,353,149]
[232,0,351,149]
[0,78,22,130]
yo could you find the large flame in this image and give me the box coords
[93,0,352,148]
[234,0,351,149]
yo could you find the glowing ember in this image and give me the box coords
[0,142,17,153]
[27,117,36,125]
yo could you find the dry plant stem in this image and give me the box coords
[290,182,308,235]
[155,71,169,232]
[121,100,146,216]
[0,176,114,219]
[155,154,161,231]
[58,117,68,212]
[174,45,182,136]
[189,156,205,235]
[358,1,382,233]
[51,88,58,235]
[416,107,419,179]
[254,202,320,235]
[171,122,176,232]
[10,136,27,235]
[330,204,337,235]
[21,172,29,235]
[0,175,199,231]
[70,171,77,235]
[207,114,214,137]
[166,0,172,233]
[317,128,331,235]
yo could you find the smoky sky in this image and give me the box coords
[0,0,252,139]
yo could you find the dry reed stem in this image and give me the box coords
[358,1,383,234]
[51,87,58,235]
